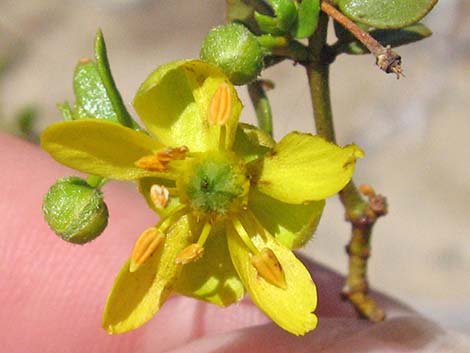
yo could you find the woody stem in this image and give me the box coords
[304,12,387,322]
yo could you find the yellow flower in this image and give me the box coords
[41,60,363,336]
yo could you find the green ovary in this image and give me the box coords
[182,152,248,215]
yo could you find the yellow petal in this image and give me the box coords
[256,132,364,203]
[102,215,192,334]
[174,224,245,307]
[133,60,242,152]
[41,120,168,180]
[249,188,325,249]
[227,222,318,336]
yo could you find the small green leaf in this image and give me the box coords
[337,0,438,29]
[254,0,298,35]
[57,101,73,121]
[68,30,140,129]
[226,0,261,34]
[267,0,297,32]
[291,0,320,39]
[94,29,140,129]
[340,23,433,55]
[73,60,120,122]
[255,12,285,35]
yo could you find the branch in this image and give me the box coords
[321,0,403,78]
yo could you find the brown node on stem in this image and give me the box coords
[376,46,404,79]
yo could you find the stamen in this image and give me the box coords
[175,243,204,265]
[135,154,167,171]
[150,184,170,209]
[135,146,189,172]
[130,227,165,272]
[175,221,212,265]
[157,204,188,233]
[208,83,232,126]
[196,221,212,247]
[251,248,287,289]
[157,146,189,161]
[232,218,259,254]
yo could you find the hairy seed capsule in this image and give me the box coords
[42,176,108,244]
[200,23,264,85]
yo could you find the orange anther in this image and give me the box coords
[175,243,204,265]
[130,227,165,272]
[208,83,232,125]
[251,248,287,289]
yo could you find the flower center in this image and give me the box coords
[181,151,248,215]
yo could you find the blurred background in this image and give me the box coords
[1,0,468,334]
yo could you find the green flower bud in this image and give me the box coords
[43,176,108,244]
[200,23,264,85]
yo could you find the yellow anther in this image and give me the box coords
[135,146,188,172]
[175,243,204,265]
[208,82,232,125]
[157,146,189,162]
[130,227,165,272]
[251,248,287,289]
[135,155,167,171]
[150,184,170,209]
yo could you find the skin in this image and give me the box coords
[0,132,466,353]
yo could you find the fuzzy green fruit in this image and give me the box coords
[200,23,264,85]
[43,176,108,244]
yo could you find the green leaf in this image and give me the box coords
[267,0,297,32]
[226,0,261,35]
[94,29,139,129]
[255,12,285,35]
[291,0,320,39]
[254,0,298,35]
[72,60,121,122]
[57,101,73,121]
[337,0,438,29]
[340,23,433,55]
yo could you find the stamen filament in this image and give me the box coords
[157,204,187,233]
[218,125,227,151]
[232,218,259,254]
[196,221,212,247]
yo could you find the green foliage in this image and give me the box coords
[292,0,320,39]
[336,0,438,29]
[253,0,320,39]
[62,30,140,129]
[335,23,433,55]
[226,0,262,34]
